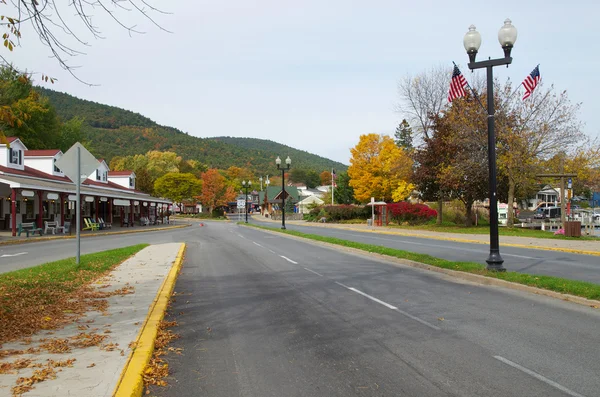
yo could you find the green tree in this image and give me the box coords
[57,116,86,152]
[394,119,413,150]
[333,172,355,204]
[154,173,202,209]
[306,170,320,188]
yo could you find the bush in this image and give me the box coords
[306,205,370,222]
[387,202,437,225]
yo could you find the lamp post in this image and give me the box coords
[276,156,291,229]
[259,176,263,191]
[463,18,517,272]
[241,180,251,223]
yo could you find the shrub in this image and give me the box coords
[321,205,371,222]
[387,202,437,225]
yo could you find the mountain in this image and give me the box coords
[35,87,348,174]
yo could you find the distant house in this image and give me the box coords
[296,195,324,214]
[522,185,562,210]
[258,186,301,215]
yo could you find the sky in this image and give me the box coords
[6,1,600,165]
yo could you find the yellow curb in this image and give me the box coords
[0,224,191,246]
[291,223,600,257]
[244,225,600,309]
[113,243,187,397]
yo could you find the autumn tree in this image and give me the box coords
[495,81,585,226]
[201,169,236,213]
[154,173,202,211]
[348,134,413,203]
[320,170,332,186]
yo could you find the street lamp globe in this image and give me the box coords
[463,24,482,63]
[242,180,246,186]
[498,18,517,57]
[285,156,291,166]
[275,156,281,166]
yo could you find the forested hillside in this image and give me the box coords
[36,87,347,174]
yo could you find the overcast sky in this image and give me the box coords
[8,1,599,165]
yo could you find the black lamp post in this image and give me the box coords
[241,180,251,223]
[463,18,517,272]
[276,156,291,230]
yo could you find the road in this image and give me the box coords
[249,217,600,284]
[150,221,598,397]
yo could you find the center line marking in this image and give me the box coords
[303,268,323,277]
[334,282,440,330]
[252,242,263,247]
[280,255,298,264]
[494,356,585,397]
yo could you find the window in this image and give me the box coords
[102,171,107,182]
[54,158,61,173]
[9,148,21,165]
[96,169,101,181]
[129,176,134,188]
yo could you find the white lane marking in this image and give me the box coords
[237,234,246,239]
[1,252,28,258]
[335,282,440,330]
[268,249,276,254]
[335,282,397,309]
[252,242,263,247]
[494,356,586,397]
[280,255,298,264]
[303,268,323,277]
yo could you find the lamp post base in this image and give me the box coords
[281,225,286,230]
[486,252,506,272]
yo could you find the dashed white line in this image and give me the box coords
[252,242,263,247]
[303,268,323,277]
[0,252,27,258]
[268,249,276,254]
[335,282,396,309]
[334,282,440,330]
[494,356,586,397]
[237,234,246,239]
[280,255,298,264]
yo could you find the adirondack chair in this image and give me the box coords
[99,218,112,229]
[83,218,100,231]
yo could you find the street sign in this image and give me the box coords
[55,142,98,183]
[567,178,573,189]
[237,199,246,209]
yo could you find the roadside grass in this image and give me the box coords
[387,223,597,240]
[245,224,600,301]
[0,244,148,344]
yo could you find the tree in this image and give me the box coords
[320,170,332,186]
[333,172,356,204]
[496,81,585,227]
[201,169,236,213]
[348,134,413,203]
[305,170,320,188]
[57,116,86,152]
[154,173,202,209]
[290,169,308,184]
[1,1,168,83]
[396,65,450,141]
[394,119,413,150]
[397,65,454,222]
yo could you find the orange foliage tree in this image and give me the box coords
[201,169,236,213]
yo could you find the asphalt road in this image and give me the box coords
[249,218,600,284]
[152,222,599,397]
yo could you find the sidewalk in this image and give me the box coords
[0,220,192,246]
[256,216,600,255]
[0,243,185,397]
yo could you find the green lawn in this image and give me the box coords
[245,224,600,301]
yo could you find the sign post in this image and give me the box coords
[55,143,99,265]
[371,197,375,227]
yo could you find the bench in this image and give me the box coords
[44,221,58,235]
[17,222,43,237]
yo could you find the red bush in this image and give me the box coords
[387,202,437,225]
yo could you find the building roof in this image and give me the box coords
[6,137,19,143]
[108,171,134,177]
[24,149,61,157]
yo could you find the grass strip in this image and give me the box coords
[245,223,600,301]
[0,244,149,343]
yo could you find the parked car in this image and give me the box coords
[534,206,561,219]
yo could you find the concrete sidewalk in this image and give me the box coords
[0,242,185,397]
[256,216,600,255]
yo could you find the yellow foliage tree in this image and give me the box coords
[392,180,415,202]
[348,134,413,203]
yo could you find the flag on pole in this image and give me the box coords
[522,65,541,100]
[448,64,468,103]
[332,169,337,187]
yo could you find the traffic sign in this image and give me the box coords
[55,142,98,183]
[567,178,572,189]
[237,199,246,209]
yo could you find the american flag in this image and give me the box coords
[448,65,468,103]
[522,65,541,100]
